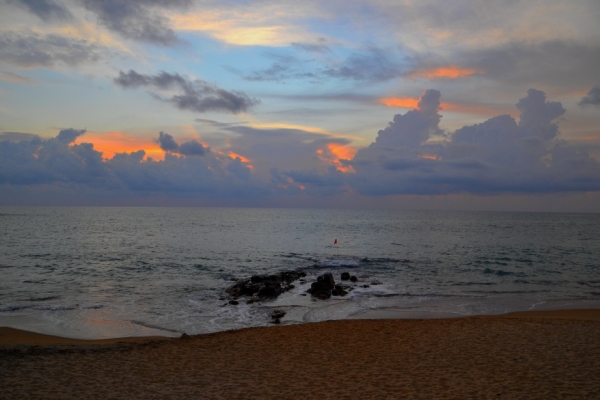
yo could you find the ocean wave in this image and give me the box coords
[29,296,61,302]
[130,320,181,333]
[483,268,527,277]
[313,259,360,268]
[0,304,75,312]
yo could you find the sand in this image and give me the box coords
[1,310,600,399]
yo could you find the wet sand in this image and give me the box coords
[2,310,600,399]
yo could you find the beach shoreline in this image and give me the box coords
[2,309,600,399]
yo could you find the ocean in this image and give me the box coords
[1,207,599,339]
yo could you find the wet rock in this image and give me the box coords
[229,300,239,305]
[307,273,336,299]
[250,274,268,283]
[363,284,370,288]
[272,318,281,324]
[180,333,191,340]
[324,272,335,287]
[350,276,358,282]
[332,283,352,297]
[271,310,286,319]
[341,272,350,281]
[225,270,305,302]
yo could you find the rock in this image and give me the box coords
[244,283,262,296]
[180,333,190,340]
[332,283,352,297]
[224,270,305,303]
[323,272,335,287]
[350,276,358,282]
[250,274,268,283]
[272,318,281,324]
[341,272,350,281]
[271,310,286,319]
[229,300,239,305]
[258,283,281,298]
[307,273,336,299]
[363,284,370,288]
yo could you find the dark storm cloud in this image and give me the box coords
[114,70,260,114]
[0,128,257,195]
[7,0,72,21]
[221,125,353,195]
[80,0,190,46]
[347,88,600,195]
[373,89,444,149]
[579,86,600,107]
[56,128,86,143]
[282,167,346,187]
[0,128,108,185]
[155,131,208,156]
[0,31,101,67]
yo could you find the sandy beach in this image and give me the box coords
[2,310,600,399]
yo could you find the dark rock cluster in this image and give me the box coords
[225,270,306,304]
[341,272,358,282]
[307,272,354,299]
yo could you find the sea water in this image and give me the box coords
[1,207,599,339]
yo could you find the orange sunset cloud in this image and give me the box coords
[73,132,165,161]
[379,97,419,109]
[409,66,482,79]
[316,143,358,173]
[228,151,254,170]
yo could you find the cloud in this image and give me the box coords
[348,88,600,195]
[323,47,403,82]
[8,0,72,21]
[0,31,101,67]
[230,46,405,84]
[291,41,332,55]
[155,131,208,156]
[0,131,40,142]
[0,128,258,195]
[80,0,190,46]
[372,89,444,149]
[0,70,34,83]
[229,62,316,83]
[408,66,482,80]
[56,128,86,143]
[454,40,600,89]
[114,70,260,114]
[579,85,600,107]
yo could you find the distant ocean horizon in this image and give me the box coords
[1,206,599,339]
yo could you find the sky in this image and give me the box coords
[1,0,599,211]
